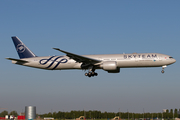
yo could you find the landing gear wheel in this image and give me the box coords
[94,72,98,76]
[85,73,88,76]
[91,72,95,77]
[84,66,98,77]
[161,65,167,74]
[88,72,92,77]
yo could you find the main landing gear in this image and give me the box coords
[161,65,167,74]
[85,66,98,77]
[85,72,98,77]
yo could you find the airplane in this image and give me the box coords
[6,36,176,77]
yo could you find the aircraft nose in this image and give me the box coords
[171,58,176,64]
[172,58,176,63]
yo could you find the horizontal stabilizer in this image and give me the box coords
[6,58,28,63]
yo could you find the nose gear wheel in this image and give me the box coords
[161,65,167,74]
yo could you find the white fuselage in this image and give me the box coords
[8,36,176,77]
[12,53,176,70]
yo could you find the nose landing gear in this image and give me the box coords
[161,65,167,74]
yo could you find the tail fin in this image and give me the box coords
[11,36,37,59]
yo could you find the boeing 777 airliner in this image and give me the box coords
[6,36,176,77]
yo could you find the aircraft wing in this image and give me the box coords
[53,48,101,64]
[6,58,28,63]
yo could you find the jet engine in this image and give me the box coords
[101,61,120,73]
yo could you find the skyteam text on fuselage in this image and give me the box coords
[6,36,176,77]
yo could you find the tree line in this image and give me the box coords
[39,109,180,119]
[0,111,18,117]
[0,109,179,119]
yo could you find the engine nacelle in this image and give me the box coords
[101,61,120,73]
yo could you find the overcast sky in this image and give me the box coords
[0,1,180,114]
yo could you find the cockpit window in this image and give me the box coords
[169,57,173,59]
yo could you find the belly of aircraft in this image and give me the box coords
[117,60,163,68]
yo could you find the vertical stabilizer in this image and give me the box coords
[11,36,36,59]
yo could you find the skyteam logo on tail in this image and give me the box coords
[39,56,68,70]
[17,44,25,53]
